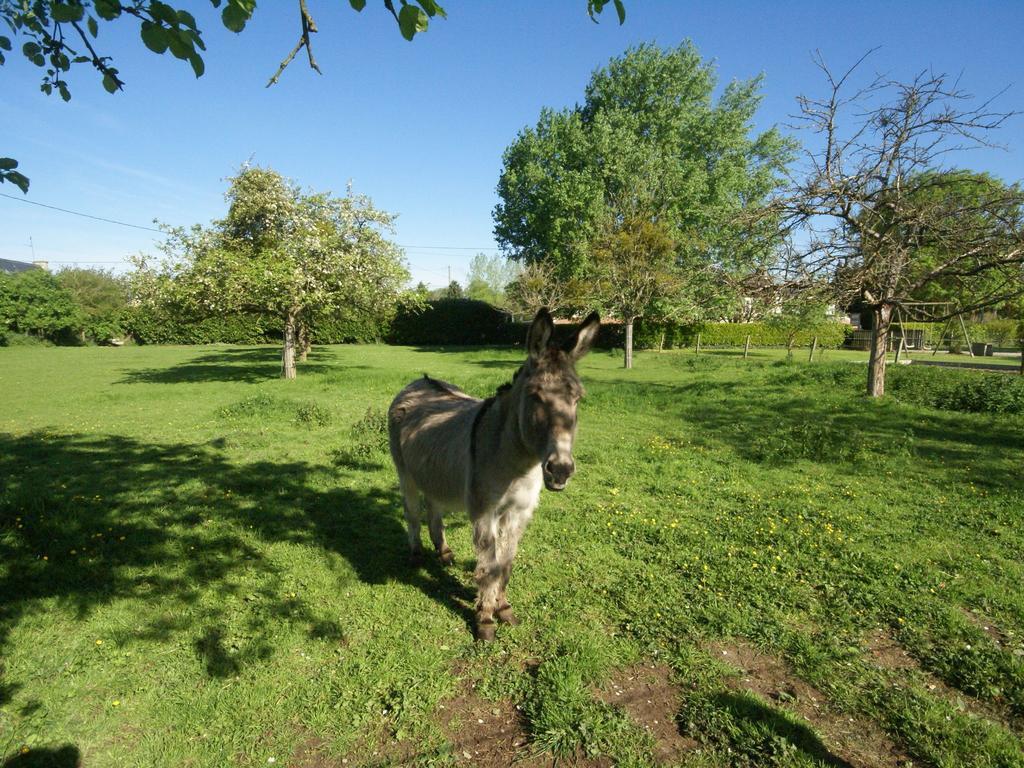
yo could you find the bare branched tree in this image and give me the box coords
[778,51,1024,396]
[504,261,582,319]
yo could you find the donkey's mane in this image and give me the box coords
[470,366,523,461]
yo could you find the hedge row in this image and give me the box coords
[632,319,851,350]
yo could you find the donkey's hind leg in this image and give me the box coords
[426,501,454,566]
[399,477,424,566]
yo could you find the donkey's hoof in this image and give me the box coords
[475,621,497,642]
[438,548,455,566]
[496,605,520,625]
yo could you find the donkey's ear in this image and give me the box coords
[564,311,600,360]
[526,307,554,360]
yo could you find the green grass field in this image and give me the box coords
[1,343,1023,767]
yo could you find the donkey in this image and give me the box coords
[387,308,600,641]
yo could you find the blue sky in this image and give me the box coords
[1,1,1022,287]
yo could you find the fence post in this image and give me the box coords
[808,336,818,363]
[743,334,751,359]
[695,333,701,354]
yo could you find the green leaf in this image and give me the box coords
[415,0,446,18]
[188,52,205,78]
[176,10,198,29]
[94,0,121,20]
[148,1,178,26]
[87,15,99,37]
[58,83,71,102]
[22,42,41,58]
[221,3,249,33]
[0,36,11,52]
[102,72,119,93]
[51,3,86,23]
[1,169,31,194]
[348,0,366,10]
[140,22,169,54]
[0,158,18,171]
[613,0,626,24]
[166,29,193,60]
[397,4,427,40]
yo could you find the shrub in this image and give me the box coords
[387,298,518,346]
[217,393,288,419]
[887,366,1024,414]
[0,269,83,343]
[295,401,332,427]
[335,407,390,467]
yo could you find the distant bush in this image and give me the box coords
[388,299,520,346]
[0,269,83,344]
[888,366,1024,414]
[295,401,332,428]
[126,307,279,345]
[334,407,390,466]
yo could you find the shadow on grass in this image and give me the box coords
[713,691,854,768]
[0,430,475,690]
[0,745,81,768]
[674,369,1024,489]
[116,346,334,384]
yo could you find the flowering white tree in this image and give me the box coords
[133,167,409,378]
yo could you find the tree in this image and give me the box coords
[493,42,792,341]
[464,253,518,306]
[0,1,624,193]
[495,43,791,273]
[441,280,463,300]
[132,166,409,378]
[590,215,679,369]
[779,53,1024,396]
[504,261,581,320]
[56,267,128,342]
[0,268,83,341]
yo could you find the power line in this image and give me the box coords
[0,192,164,233]
[0,192,502,251]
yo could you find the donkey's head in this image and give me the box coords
[517,308,600,491]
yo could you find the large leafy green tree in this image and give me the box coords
[493,42,792,335]
[56,267,128,342]
[0,1,624,192]
[0,268,83,341]
[132,167,409,378]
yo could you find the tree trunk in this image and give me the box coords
[867,303,894,397]
[298,320,310,363]
[281,311,298,380]
[624,319,634,369]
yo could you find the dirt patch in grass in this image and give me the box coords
[595,662,697,764]
[437,682,612,768]
[292,736,332,768]
[864,628,1022,732]
[438,688,535,767]
[710,640,912,768]
[961,608,1022,652]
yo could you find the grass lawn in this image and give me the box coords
[1,343,1022,767]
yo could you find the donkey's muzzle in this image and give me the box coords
[543,459,575,491]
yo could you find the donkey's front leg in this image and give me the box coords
[495,511,530,626]
[472,514,502,641]
[495,561,519,626]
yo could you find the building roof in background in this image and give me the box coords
[0,258,41,274]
